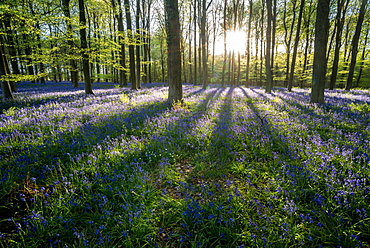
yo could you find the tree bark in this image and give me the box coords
[265,0,273,93]
[78,0,93,94]
[329,0,349,90]
[193,0,197,85]
[310,0,330,104]
[201,0,208,89]
[246,0,252,86]
[287,0,305,91]
[164,0,183,104]
[301,2,314,87]
[135,0,141,89]
[283,0,297,87]
[221,0,227,87]
[345,0,367,91]
[0,33,14,99]
[355,27,369,87]
[124,0,137,90]
[62,0,79,88]
[113,0,128,86]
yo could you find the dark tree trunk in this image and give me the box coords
[270,0,276,75]
[164,0,182,104]
[201,0,208,89]
[22,33,35,83]
[310,0,330,104]
[124,0,137,90]
[78,0,93,94]
[3,15,20,77]
[246,0,252,86]
[135,0,141,89]
[265,0,273,93]
[62,0,79,88]
[221,0,227,87]
[329,0,349,90]
[283,0,297,87]
[355,28,369,87]
[193,0,197,85]
[345,0,367,91]
[301,2,314,87]
[0,33,14,99]
[113,0,128,86]
[288,0,305,91]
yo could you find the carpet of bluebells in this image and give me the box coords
[0,82,369,247]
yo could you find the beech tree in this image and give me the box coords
[345,0,367,91]
[124,0,137,90]
[62,0,79,88]
[0,32,13,99]
[310,0,330,104]
[164,0,183,104]
[265,0,273,93]
[111,0,127,86]
[79,0,94,94]
[287,0,305,91]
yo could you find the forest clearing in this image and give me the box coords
[0,82,369,247]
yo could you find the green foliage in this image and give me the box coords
[349,102,370,113]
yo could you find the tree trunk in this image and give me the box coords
[78,0,93,94]
[221,0,227,87]
[0,33,14,99]
[310,0,330,104]
[164,0,182,104]
[124,0,137,90]
[188,4,193,85]
[355,28,369,87]
[287,0,305,91]
[3,15,20,77]
[193,0,197,85]
[329,0,349,90]
[3,13,17,91]
[283,0,297,86]
[62,0,79,88]
[265,0,273,93]
[246,0,252,86]
[201,0,208,89]
[22,33,35,83]
[113,0,128,86]
[135,0,141,89]
[345,0,367,91]
[270,0,276,74]
[301,2,314,87]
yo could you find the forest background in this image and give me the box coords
[0,0,369,100]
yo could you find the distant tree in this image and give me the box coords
[265,0,273,93]
[62,0,79,88]
[245,0,252,86]
[164,0,183,104]
[310,0,330,104]
[329,0,349,90]
[124,0,137,90]
[355,27,369,87]
[287,0,305,91]
[111,0,128,86]
[135,0,141,89]
[283,0,298,87]
[345,0,367,91]
[0,32,14,99]
[78,0,94,94]
[200,0,208,89]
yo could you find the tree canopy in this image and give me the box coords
[0,0,369,101]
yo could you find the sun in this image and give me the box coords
[226,30,247,54]
[214,30,247,55]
